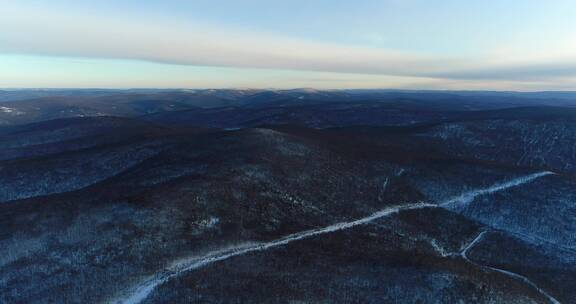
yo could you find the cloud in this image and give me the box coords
[0,6,450,76]
[431,63,576,81]
[1,3,575,88]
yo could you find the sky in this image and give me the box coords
[1,0,575,90]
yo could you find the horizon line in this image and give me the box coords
[1,87,576,94]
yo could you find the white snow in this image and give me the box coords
[0,106,23,115]
[441,171,555,208]
[460,231,489,258]
[198,217,219,229]
[429,239,451,257]
[382,178,390,191]
[117,277,165,304]
[378,177,390,202]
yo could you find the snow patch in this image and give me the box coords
[198,217,219,229]
[0,106,24,115]
[441,171,555,208]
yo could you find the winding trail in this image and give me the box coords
[459,231,561,304]
[112,171,555,304]
[112,203,435,304]
[441,171,555,208]
[461,230,489,258]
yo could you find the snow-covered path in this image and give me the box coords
[441,171,555,208]
[111,202,435,304]
[460,231,561,304]
[112,171,555,304]
[460,230,489,257]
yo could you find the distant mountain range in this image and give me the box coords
[1,89,575,126]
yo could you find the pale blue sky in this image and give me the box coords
[1,0,575,90]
